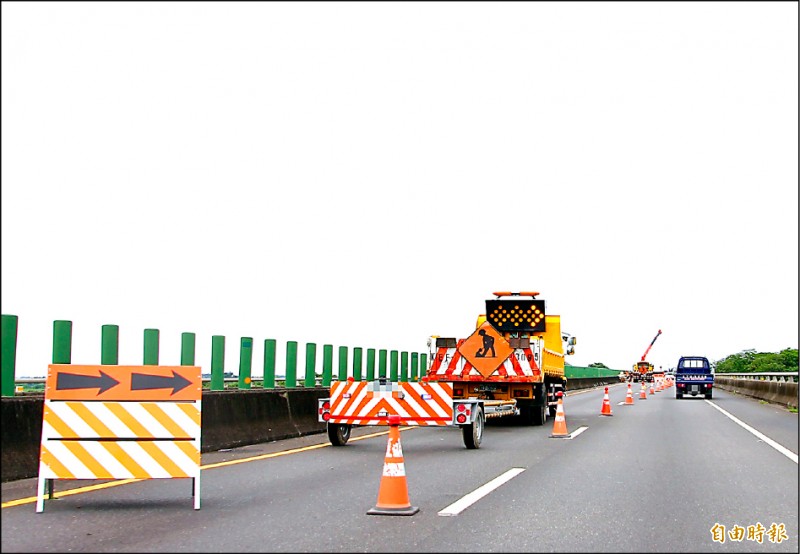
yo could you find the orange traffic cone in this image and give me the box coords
[624,383,635,405]
[600,387,613,416]
[639,382,647,400]
[367,415,419,516]
[550,392,570,437]
[649,382,655,395]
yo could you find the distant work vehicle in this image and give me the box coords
[317,290,576,449]
[675,356,714,399]
[630,329,662,383]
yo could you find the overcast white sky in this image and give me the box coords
[2,2,797,378]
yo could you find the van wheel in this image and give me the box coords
[327,423,351,446]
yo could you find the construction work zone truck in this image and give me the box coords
[317,291,575,449]
[629,329,662,383]
[425,291,575,426]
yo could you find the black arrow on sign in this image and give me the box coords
[131,370,192,395]
[56,370,120,394]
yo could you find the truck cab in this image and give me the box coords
[675,356,714,399]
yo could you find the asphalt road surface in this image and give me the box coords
[2,383,797,552]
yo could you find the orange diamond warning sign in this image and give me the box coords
[458,322,513,378]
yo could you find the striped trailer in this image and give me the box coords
[318,377,485,449]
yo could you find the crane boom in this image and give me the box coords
[640,329,662,362]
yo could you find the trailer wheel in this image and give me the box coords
[462,407,484,449]
[327,423,351,446]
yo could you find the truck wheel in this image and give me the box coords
[676,392,683,399]
[705,392,713,399]
[549,404,557,417]
[327,423,351,446]
[462,407,484,449]
[531,403,547,426]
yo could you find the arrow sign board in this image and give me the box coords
[46,365,201,402]
[37,363,203,512]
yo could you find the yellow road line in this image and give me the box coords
[2,427,405,509]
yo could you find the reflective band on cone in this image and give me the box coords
[600,387,613,416]
[549,394,570,438]
[624,383,635,405]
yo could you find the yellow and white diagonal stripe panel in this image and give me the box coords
[38,438,200,479]
[42,400,201,440]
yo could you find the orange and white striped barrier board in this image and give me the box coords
[428,338,542,382]
[326,380,454,426]
[36,364,202,512]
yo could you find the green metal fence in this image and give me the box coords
[1,314,430,395]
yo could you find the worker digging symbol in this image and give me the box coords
[474,329,496,358]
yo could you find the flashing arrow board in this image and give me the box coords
[485,299,546,332]
[46,364,201,402]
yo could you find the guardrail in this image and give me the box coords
[715,372,798,383]
[713,373,798,409]
[13,373,619,393]
[11,376,304,393]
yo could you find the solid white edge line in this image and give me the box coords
[705,400,798,464]
[438,467,526,516]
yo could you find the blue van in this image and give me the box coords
[675,356,714,399]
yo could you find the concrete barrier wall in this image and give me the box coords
[567,377,617,391]
[1,389,330,483]
[201,388,328,451]
[4,376,751,483]
[714,377,798,409]
[1,396,44,483]
[3,380,616,483]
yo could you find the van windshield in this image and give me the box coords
[677,358,711,372]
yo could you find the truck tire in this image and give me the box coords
[676,392,683,399]
[518,399,547,426]
[531,403,547,426]
[327,423,351,446]
[705,392,713,399]
[462,407,484,449]
[549,404,557,417]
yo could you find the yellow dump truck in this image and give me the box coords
[424,291,575,426]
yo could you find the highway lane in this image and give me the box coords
[2,384,797,552]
